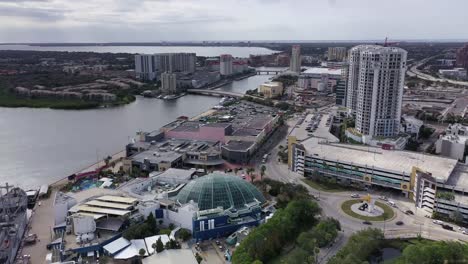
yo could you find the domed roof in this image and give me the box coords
[175,173,266,211]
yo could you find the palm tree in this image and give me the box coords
[260,165,266,180]
[246,167,255,182]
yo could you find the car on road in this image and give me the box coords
[396,221,404,226]
[405,210,414,215]
[433,220,444,225]
[362,221,372,225]
[351,194,360,198]
[388,201,397,207]
[462,230,468,235]
[379,196,388,201]
[442,224,454,231]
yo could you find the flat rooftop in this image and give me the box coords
[223,140,255,151]
[300,138,458,182]
[302,67,342,76]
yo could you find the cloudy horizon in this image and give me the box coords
[1,0,467,43]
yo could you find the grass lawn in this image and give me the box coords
[302,179,348,193]
[341,199,395,221]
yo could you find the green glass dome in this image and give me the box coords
[175,173,266,211]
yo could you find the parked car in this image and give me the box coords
[433,220,444,225]
[351,194,360,198]
[462,230,468,235]
[396,221,404,226]
[405,210,414,215]
[362,221,372,225]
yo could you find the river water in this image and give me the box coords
[0,74,273,188]
[0,45,277,58]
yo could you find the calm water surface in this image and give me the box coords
[0,75,272,188]
[0,45,277,58]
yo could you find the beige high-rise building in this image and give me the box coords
[161,72,177,94]
[290,45,301,73]
[327,47,347,61]
[346,45,407,138]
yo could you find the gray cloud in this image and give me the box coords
[0,5,66,21]
[0,0,467,42]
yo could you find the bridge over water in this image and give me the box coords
[186,89,244,98]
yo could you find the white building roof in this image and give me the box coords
[300,138,458,182]
[103,237,131,255]
[114,239,149,260]
[144,235,170,255]
[96,195,138,204]
[142,249,198,264]
[85,200,133,210]
[74,205,131,216]
[302,67,342,76]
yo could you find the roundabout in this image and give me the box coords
[341,199,395,221]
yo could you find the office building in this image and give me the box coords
[436,123,468,161]
[155,53,196,73]
[457,44,468,71]
[288,134,468,223]
[290,45,301,73]
[135,54,157,81]
[328,47,347,61]
[161,72,177,94]
[346,45,407,138]
[259,81,284,99]
[298,67,343,93]
[439,68,467,80]
[220,54,233,76]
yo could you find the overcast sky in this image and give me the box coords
[1,0,467,43]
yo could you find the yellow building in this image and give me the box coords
[259,81,283,99]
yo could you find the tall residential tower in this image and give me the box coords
[290,45,301,73]
[346,45,407,138]
[220,54,233,76]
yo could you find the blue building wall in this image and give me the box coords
[192,211,263,241]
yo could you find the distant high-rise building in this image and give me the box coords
[290,45,301,73]
[135,54,157,81]
[161,72,177,94]
[220,54,233,76]
[457,44,468,71]
[346,45,407,138]
[135,53,196,81]
[336,63,349,106]
[328,47,347,62]
[155,53,196,73]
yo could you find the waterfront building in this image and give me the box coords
[457,44,468,71]
[290,45,301,73]
[220,54,233,76]
[155,53,196,73]
[161,72,177,94]
[259,81,284,99]
[346,45,407,138]
[436,123,468,161]
[175,173,266,240]
[327,47,347,61]
[298,67,343,93]
[135,54,157,81]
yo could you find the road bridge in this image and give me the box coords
[186,89,244,98]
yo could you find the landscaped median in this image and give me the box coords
[341,199,395,221]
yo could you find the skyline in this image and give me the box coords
[1,0,468,43]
